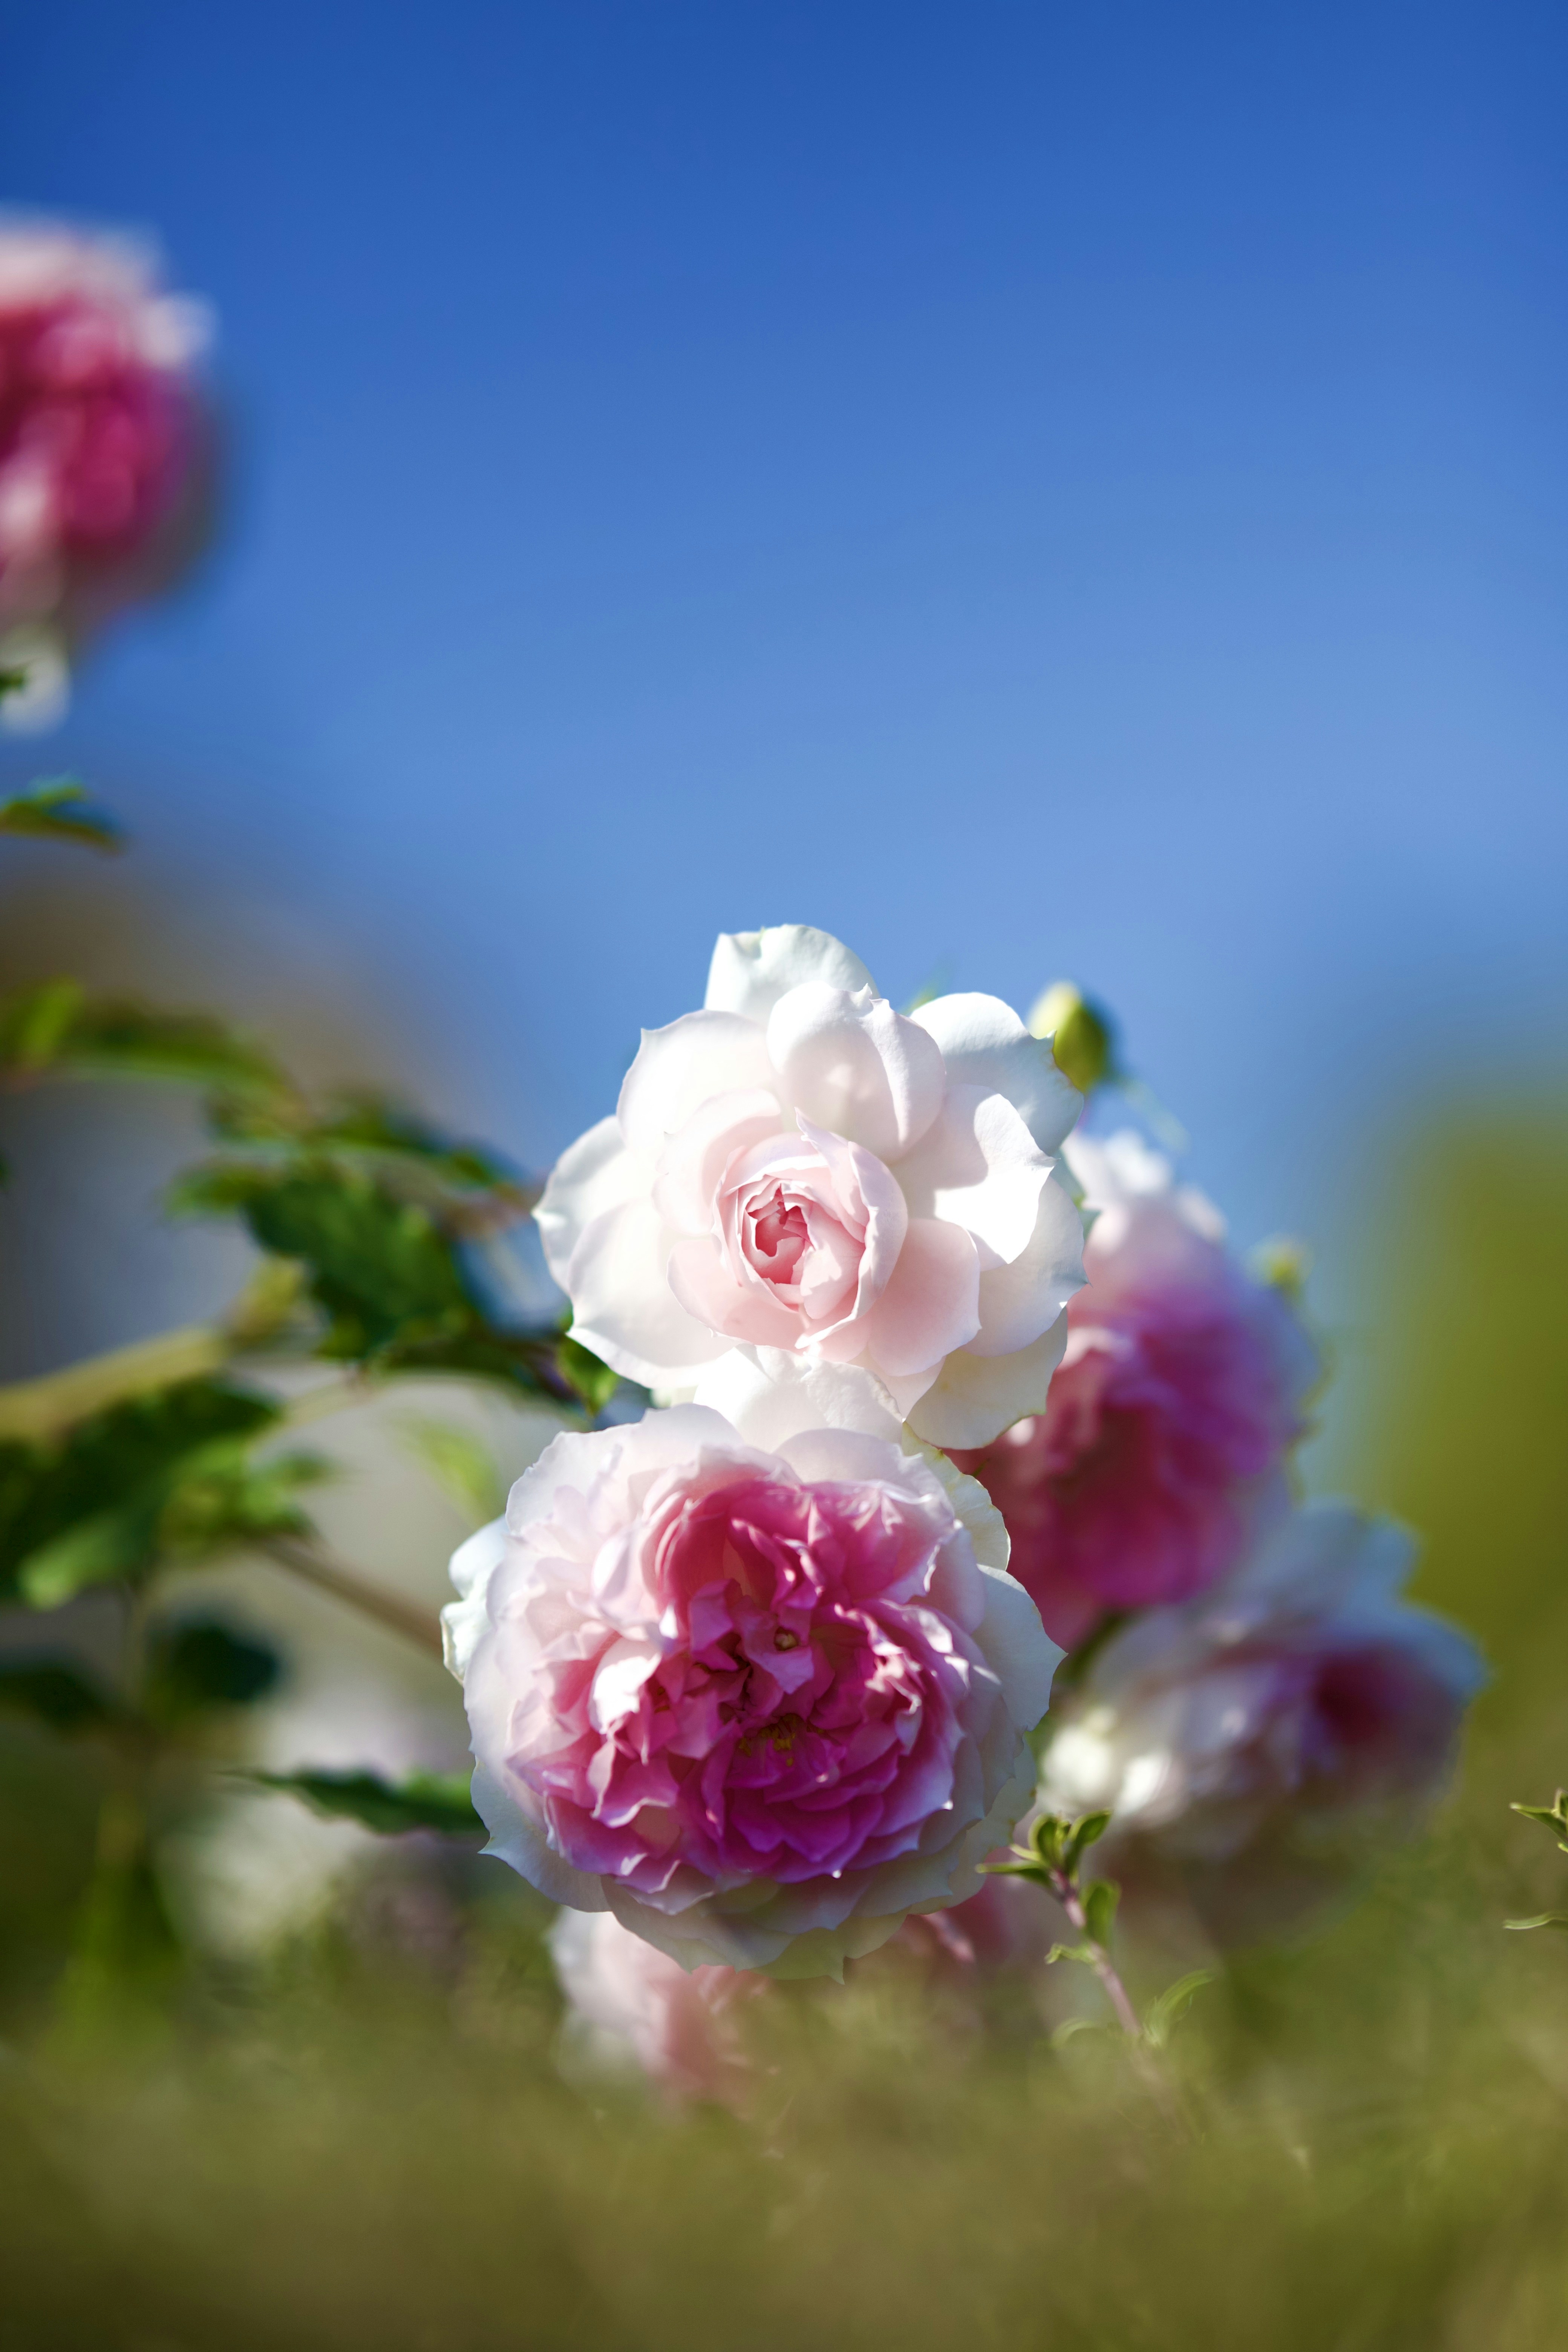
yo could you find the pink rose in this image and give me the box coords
[550,1908,765,2103]
[0,218,211,668]
[535,925,1086,1449]
[443,1362,1061,1975]
[950,1130,1318,1648]
[1037,1502,1484,1941]
[551,1876,1041,2099]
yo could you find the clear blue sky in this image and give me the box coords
[5,0,1566,1282]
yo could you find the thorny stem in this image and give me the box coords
[262,1534,446,1659]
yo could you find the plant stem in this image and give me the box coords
[261,1535,446,1659]
[1050,1868,1144,2039]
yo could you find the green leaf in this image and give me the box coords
[1044,1940,1097,1968]
[555,1334,619,1415]
[1083,1879,1120,1948]
[177,1168,475,1358]
[979,1857,1050,1885]
[1504,1914,1568,1932]
[1027,1814,1069,1873]
[1143,1969,1215,2049]
[404,1419,505,1527]
[0,1378,282,1605]
[1511,1794,1568,1833]
[248,1767,484,1837]
[145,1619,283,1724]
[174,1160,574,1406]
[154,1442,327,1558]
[0,778,122,852]
[0,985,288,1096]
[1063,1810,1113,1878]
[0,1659,118,1733]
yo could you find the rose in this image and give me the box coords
[0,217,211,712]
[443,1359,1062,1975]
[534,924,1086,1449]
[1036,1501,1484,1941]
[950,1129,1318,1648]
[550,1907,765,2103]
[551,1877,1038,2099]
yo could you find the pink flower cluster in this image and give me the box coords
[0,219,210,661]
[444,1366,1057,1975]
[951,1130,1318,1649]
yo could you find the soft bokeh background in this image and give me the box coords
[3,0,1567,1407]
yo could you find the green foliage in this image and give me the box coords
[0,777,122,852]
[1081,1877,1119,1947]
[0,1377,286,1607]
[404,1418,506,1527]
[249,1767,484,1837]
[144,1619,283,1726]
[0,1659,119,1734]
[556,1332,622,1414]
[0,982,287,1095]
[173,1147,594,1408]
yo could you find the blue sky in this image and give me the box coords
[5,0,1566,1306]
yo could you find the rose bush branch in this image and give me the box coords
[984,1810,1142,2037]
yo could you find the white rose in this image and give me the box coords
[536,923,1086,1448]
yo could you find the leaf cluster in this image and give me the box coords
[0,1616,282,1740]
[0,1377,320,1608]
[173,1089,616,1412]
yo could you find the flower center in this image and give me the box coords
[746,1189,810,1286]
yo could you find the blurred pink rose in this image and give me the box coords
[0,218,211,671]
[1037,1501,1484,1941]
[550,1908,765,2103]
[950,1130,1318,1648]
[551,1875,1042,2099]
[535,923,1086,1448]
[443,1361,1061,1976]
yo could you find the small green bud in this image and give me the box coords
[1252,1237,1312,1302]
[1028,982,1116,1095]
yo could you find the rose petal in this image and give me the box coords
[692,1350,906,1449]
[535,1116,641,1292]
[767,984,945,1160]
[666,1233,803,1349]
[567,1198,727,1384]
[912,992,1082,1153]
[905,1312,1072,1449]
[965,1168,1087,1356]
[618,1012,778,1152]
[651,1090,787,1235]
[704,924,876,1023]
[893,1083,1052,1266]
[859,1216,982,1378]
